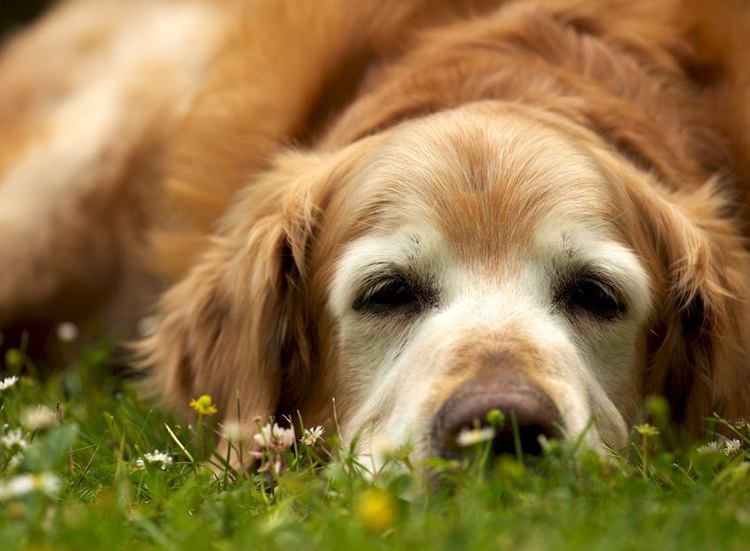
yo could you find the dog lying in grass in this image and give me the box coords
[1,0,749,465]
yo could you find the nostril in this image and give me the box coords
[432,378,563,458]
[486,415,560,457]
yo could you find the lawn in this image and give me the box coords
[1,336,750,550]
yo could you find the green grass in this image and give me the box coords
[2,339,750,551]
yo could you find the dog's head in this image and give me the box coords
[140,102,749,463]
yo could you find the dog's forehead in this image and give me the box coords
[348,106,620,262]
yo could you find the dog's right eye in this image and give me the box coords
[354,278,420,315]
[555,272,627,322]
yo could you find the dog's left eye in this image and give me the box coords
[558,276,626,321]
[355,278,420,315]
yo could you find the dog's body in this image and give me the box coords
[2,0,750,461]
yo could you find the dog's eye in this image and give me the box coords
[355,278,419,315]
[560,276,626,321]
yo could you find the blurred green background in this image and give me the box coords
[1,1,52,40]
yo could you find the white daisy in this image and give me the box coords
[56,322,79,343]
[0,376,19,391]
[0,473,60,501]
[455,426,496,448]
[135,450,173,470]
[1,429,29,452]
[302,426,325,446]
[697,441,722,454]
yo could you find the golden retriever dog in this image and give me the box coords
[2,0,750,463]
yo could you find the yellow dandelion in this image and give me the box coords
[635,423,660,437]
[189,395,218,416]
[356,488,396,534]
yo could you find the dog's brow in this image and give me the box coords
[553,257,621,282]
[361,262,399,281]
[560,234,577,259]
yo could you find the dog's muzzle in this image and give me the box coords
[431,377,562,458]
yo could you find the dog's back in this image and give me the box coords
[0,0,232,357]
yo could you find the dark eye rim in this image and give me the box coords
[556,272,627,322]
[353,275,422,316]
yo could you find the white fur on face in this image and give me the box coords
[326,106,653,466]
[330,219,651,462]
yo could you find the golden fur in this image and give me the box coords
[2,0,750,458]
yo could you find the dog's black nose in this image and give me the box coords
[432,377,562,458]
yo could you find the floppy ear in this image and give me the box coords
[639,181,750,432]
[136,151,330,434]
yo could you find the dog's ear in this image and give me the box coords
[136,151,333,432]
[636,180,750,432]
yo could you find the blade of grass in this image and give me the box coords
[164,422,196,467]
